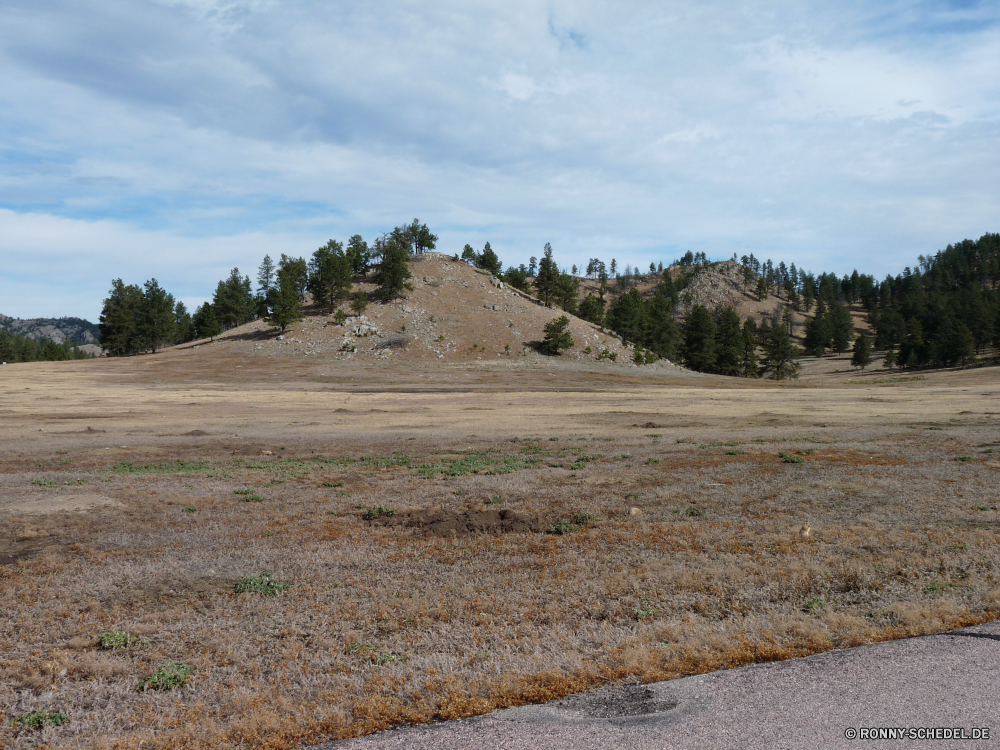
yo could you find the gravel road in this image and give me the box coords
[314,622,1000,750]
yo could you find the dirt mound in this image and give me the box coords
[369,507,541,536]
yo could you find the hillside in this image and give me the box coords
[0,314,100,346]
[187,253,682,371]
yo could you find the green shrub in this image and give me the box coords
[778,452,805,464]
[802,597,824,611]
[725,450,745,455]
[549,521,578,535]
[571,512,593,525]
[234,489,265,502]
[182,506,197,513]
[363,506,396,520]
[597,349,617,361]
[685,506,704,517]
[137,662,194,691]
[98,630,141,650]
[12,711,68,729]
[234,572,289,596]
[955,456,975,463]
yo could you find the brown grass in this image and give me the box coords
[2,348,1000,748]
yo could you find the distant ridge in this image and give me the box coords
[0,314,100,345]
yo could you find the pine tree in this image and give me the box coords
[174,301,193,343]
[373,231,413,301]
[760,320,800,380]
[540,315,574,355]
[578,294,604,326]
[883,345,897,370]
[193,303,222,341]
[346,235,371,277]
[681,304,717,372]
[141,279,175,353]
[309,240,352,313]
[99,279,144,356]
[851,333,872,370]
[265,268,305,333]
[713,306,743,376]
[740,318,760,378]
[606,289,649,345]
[534,243,560,306]
[478,242,503,275]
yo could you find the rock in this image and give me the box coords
[629,507,643,517]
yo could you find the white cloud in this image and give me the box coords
[0,0,999,319]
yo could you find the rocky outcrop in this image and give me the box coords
[0,314,100,345]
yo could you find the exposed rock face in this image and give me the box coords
[0,314,100,345]
[673,261,750,317]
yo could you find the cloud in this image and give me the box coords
[1,0,999,318]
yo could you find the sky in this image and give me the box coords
[1,0,999,321]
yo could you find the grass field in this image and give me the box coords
[2,355,1000,749]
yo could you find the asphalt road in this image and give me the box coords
[315,622,1000,750]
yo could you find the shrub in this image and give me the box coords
[182,506,197,512]
[137,662,194,691]
[234,489,265,502]
[350,292,369,315]
[98,630,141,650]
[363,506,396,520]
[12,711,68,729]
[333,309,348,325]
[540,316,574,355]
[375,334,411,350]
[597,349,617,361]
[234,572,289,596]
[549,521,578,535]
[778,452,805,464]
[685,506,704,517]
[955,456,975,463]
[571,512,593,525]
[802,597,824,612]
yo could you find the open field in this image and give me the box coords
[2,354,1000,749]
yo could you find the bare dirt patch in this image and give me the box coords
[2,493,120,515]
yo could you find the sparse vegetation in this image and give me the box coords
[11,711,68,730]
[363,506,396,520]
[137,662,194,691]
[234,572,290,596]
[98,630,141,650]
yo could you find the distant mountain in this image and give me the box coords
[0,314,100,345]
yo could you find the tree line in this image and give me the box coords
[0,330,93,363]
[99,219,436,354]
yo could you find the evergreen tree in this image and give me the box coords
[174,301,193,343]
[713,305,743,376]
[99,279,144,356]
[373,230,413,301]
[759,320,800,380]
[193,303,222,341]
[501,265,531,293]
[851,333,872,370]
[213,268,255,329]
[257,255,275,300]
[646,292,679,361]
[534,243,560,306]
[740,318,760,378]
[605,289,649,345]
[278,255,309,299]
[404,219,438,255]
[346,235,371,277]
[140,279,175,353]
[883,345,897,370]
[309,240,352,313]
[830,302,854,353]
[557,271,580,314]
[478,242,503,275]
[265,267,305,333]
[540,315,574,355]
[577,294,604,326]
[681,304,716,372]
[461,244,477,262]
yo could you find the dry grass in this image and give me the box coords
[2,356,1000,749]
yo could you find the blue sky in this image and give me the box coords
[1,0,998,320]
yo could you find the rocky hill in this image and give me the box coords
[189,253,680,370]
[0,314,100,346]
